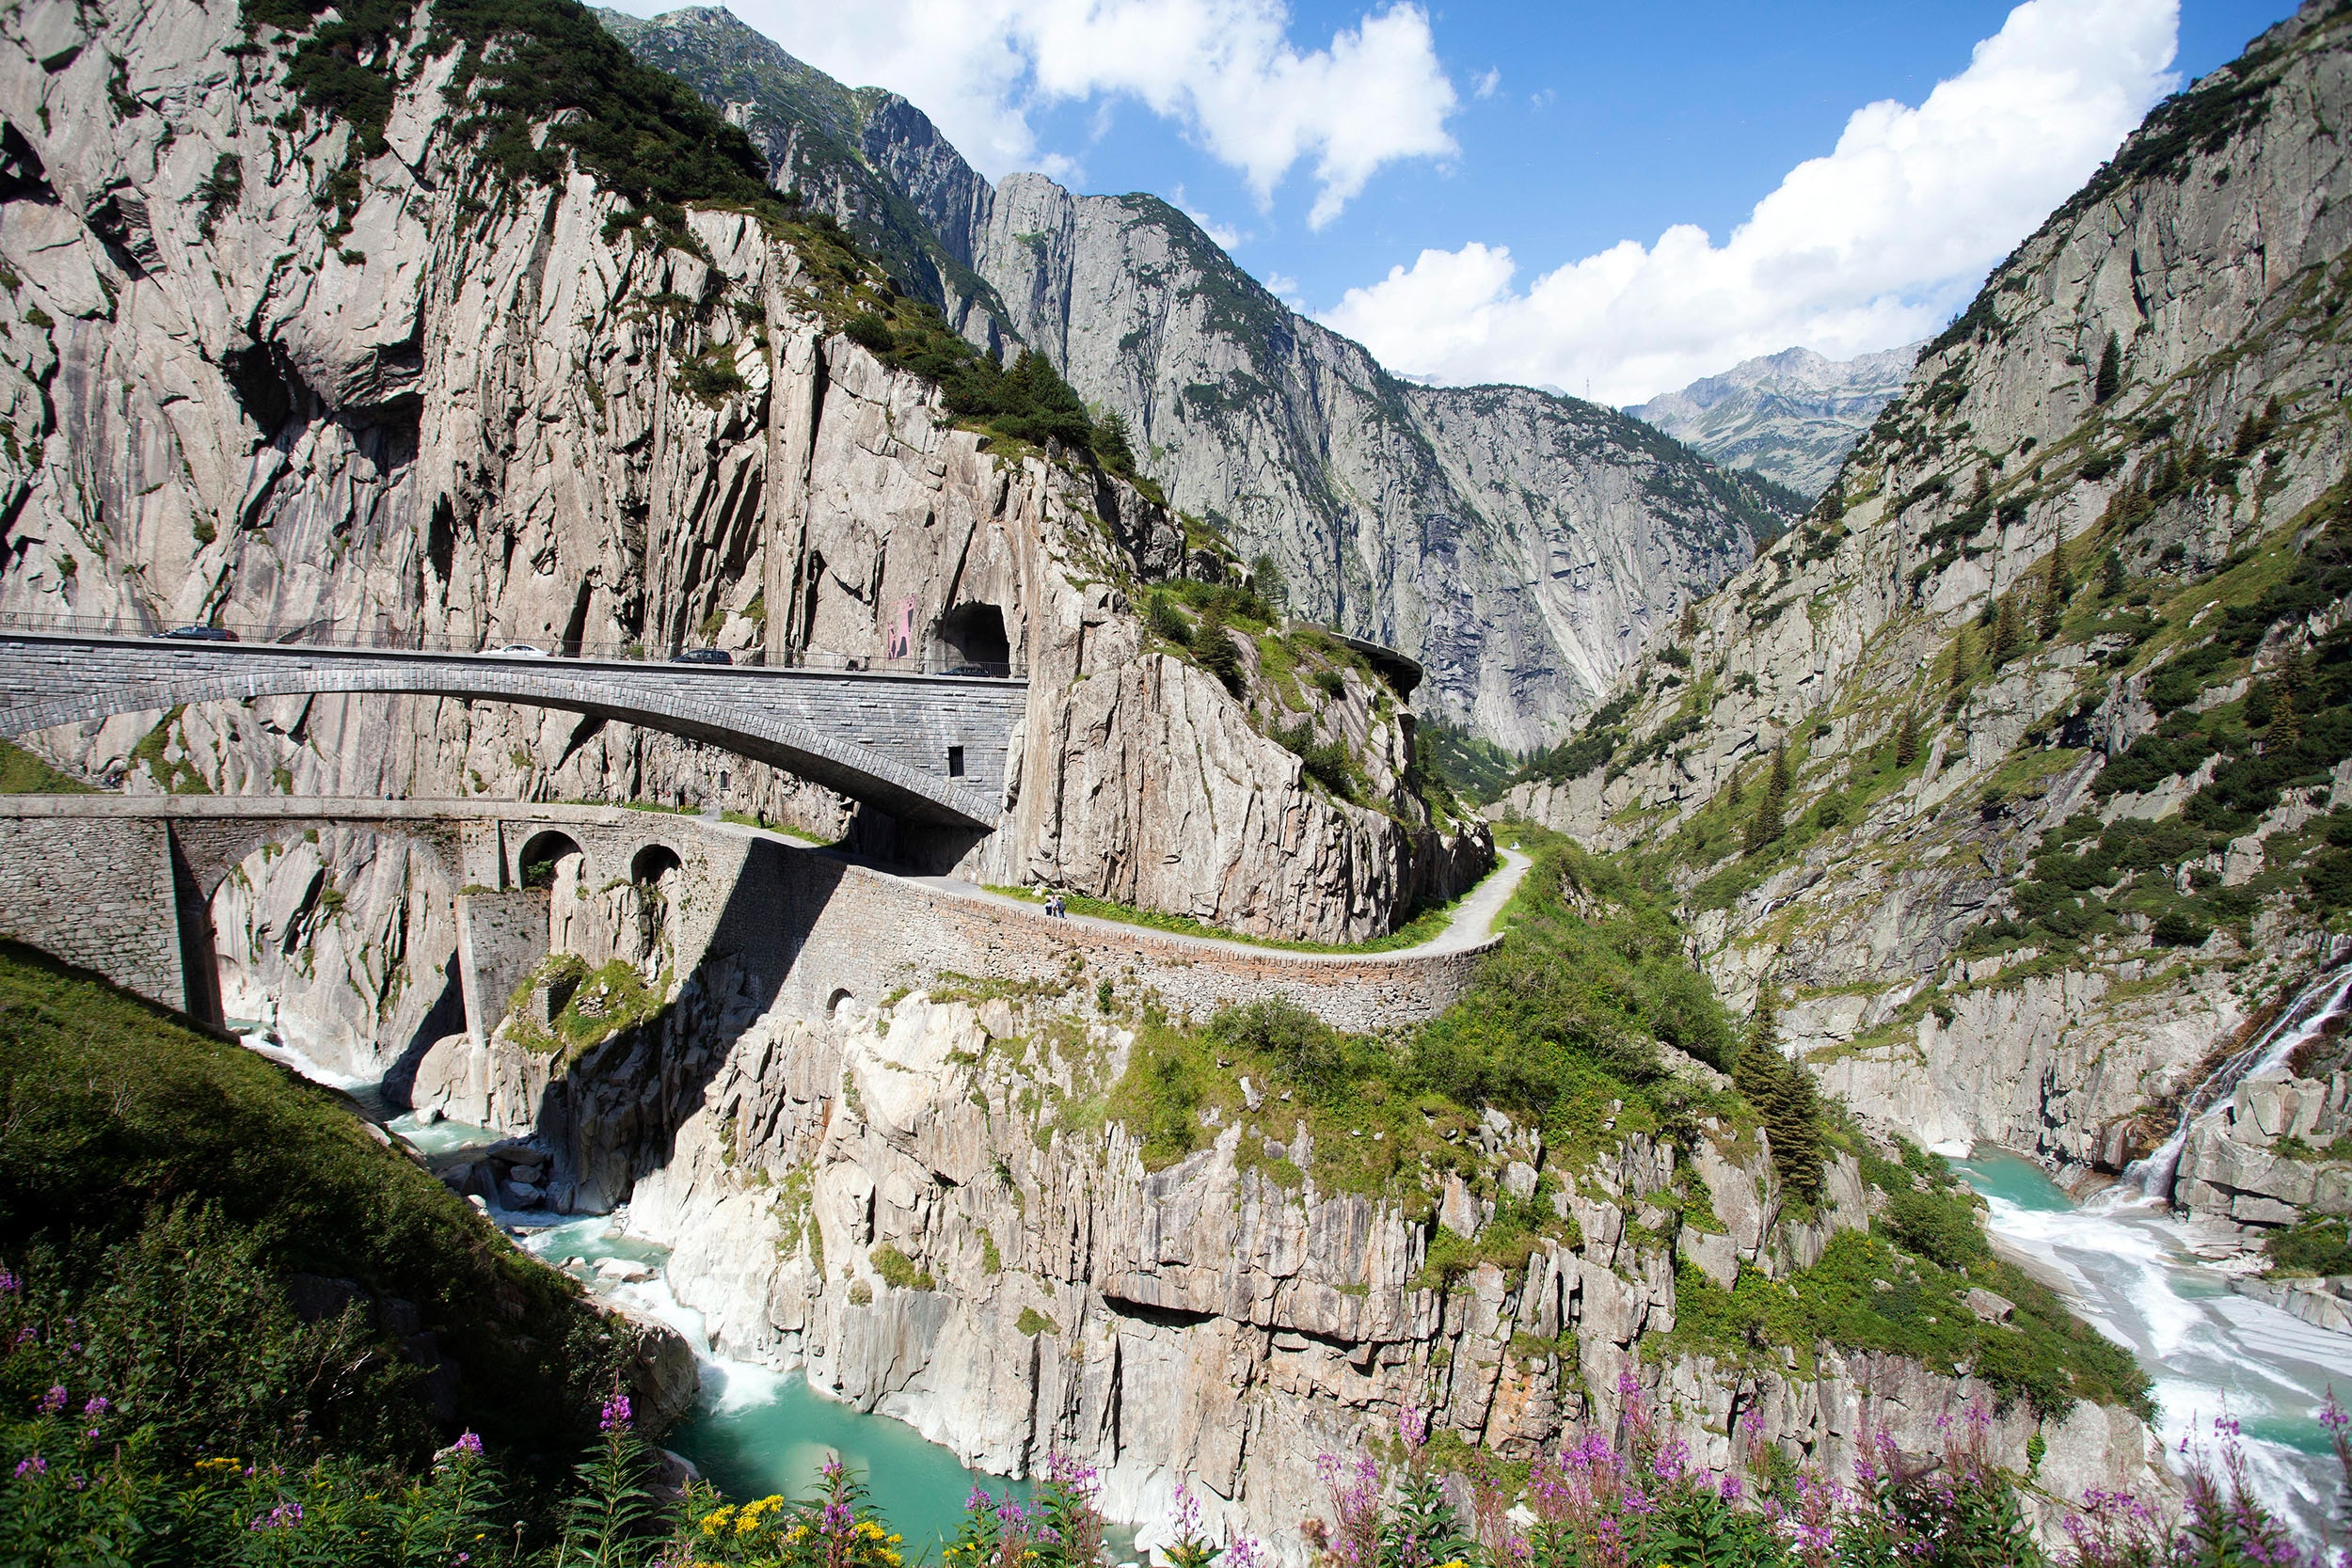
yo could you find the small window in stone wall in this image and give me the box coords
[947,746,965,778]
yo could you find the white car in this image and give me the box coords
[496,643,549,657]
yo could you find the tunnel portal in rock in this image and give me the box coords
[936,602,1010,673]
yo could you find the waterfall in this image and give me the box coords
[2121,948,2352,1205]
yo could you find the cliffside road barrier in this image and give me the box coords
[0,631,1023,827]
[0,799,1511,1039]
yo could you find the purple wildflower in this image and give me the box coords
[37,1386,64,1416]
[14,1455,45,1479]
[599,1393,632,1432]
[80,1397,107,1418]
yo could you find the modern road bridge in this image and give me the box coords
[0,632,1025,826]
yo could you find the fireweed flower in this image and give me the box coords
[80,1397,107,1418]
[250,1500,304,1529]
[37,1386,64,1415]
[1398,1405,1429,1451]
[14,1455,45,1478]
[599,1393,632,1431]
[454,1431,483,1454]
[0,1270,17,1292]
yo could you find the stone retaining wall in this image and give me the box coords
[0,798,1494,1037]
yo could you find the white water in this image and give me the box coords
[2124,956,2352,1204]
[1955,1149,2352,1545]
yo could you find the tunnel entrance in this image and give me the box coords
[935,603,1009,674]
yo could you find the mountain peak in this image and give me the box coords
[1627,343,1921,499]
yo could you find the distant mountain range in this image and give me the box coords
[602,7,1804,747]
[1627,344,1921,499]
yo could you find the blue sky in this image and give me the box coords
[1139,1,2294,310]
[628,0,2300,401]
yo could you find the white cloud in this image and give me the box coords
[1263,270,1307,309]
[1473,67,1499,100]
[1319,0,2180,406]
[642,0,1460,227]
[1172,184,1247,250]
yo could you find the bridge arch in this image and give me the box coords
[0,635,1019,828]
[516,830,588,891]
[630,843,682,885]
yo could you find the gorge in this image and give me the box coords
[3,0,2351,1564]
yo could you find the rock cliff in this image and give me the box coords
[0,0,1486,1075]
[409,966,2166,1556]
[1627,345,1920,501]
[605,7,1799,749]
[1504,2,2352,1250]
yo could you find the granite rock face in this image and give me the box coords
[1505,4,2352,1184]
[606,7,1798,750]
[412,978,2168,1556]
[0,0,1483,1076]
[1628,344,1921,501]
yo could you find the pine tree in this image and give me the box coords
[1993,595,2024,663]
[1896,709,1921,768]
[1678,601,1700,641]
[2275,689,2303,746]
[1744,742,1789,855]
[1733,994,1822,1198]
[2100,547,2126,598]
[2038,537,2070,641]
[1947,627,1972,691]
[2094,333,2122,404]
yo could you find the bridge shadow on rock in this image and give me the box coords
[512,838,857,1218]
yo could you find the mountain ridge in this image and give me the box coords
[1628,343,1921,499]
[605,5,1804,748]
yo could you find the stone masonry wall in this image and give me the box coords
[0,814,183,1006]
[0,799,1492,1039]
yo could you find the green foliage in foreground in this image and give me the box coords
[0,942,618,1462]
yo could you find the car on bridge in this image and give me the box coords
[672,648,732,666]
[165,626,236,641]
[495,643,549,657]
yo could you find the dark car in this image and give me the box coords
[672,648,733,666]
[945,663,993,677]
[164,625,236,641]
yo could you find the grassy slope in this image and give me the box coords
[0,942,617,1459]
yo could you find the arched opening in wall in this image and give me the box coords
[935,602,1009,674]
[624,843,684,978]
[826,987,855,1017]
[519,831,583,890]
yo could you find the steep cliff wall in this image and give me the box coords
[0,0,1484,1075]
[412,972,2164,1557]
[1504,3,2352,1221]
[606,8,1798,749]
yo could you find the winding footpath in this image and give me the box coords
[903,847,1534,962]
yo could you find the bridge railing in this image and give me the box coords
[0,610,1021,679]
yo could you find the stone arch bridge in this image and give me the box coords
[0,632,1022,827]
[0,797,1493,1046]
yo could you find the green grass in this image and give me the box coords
[0,940,618,1461]
[501,955,669,1064]
[982,871,1485,955]
[1658,1227,2153,1420]
[0,737,92,794]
